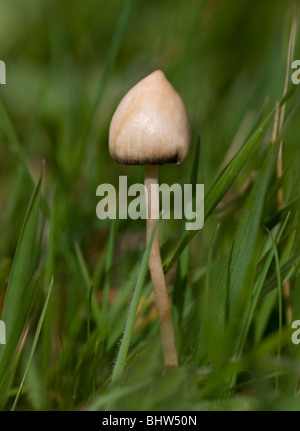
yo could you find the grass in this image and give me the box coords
[0,0,300,411]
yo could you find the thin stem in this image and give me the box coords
[144,165,178,369]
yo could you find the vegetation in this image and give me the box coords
[0,0,300,411]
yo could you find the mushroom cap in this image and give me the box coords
[109,70,191,165]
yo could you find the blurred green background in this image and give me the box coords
[1,0,298,255]
[0,0,300,411]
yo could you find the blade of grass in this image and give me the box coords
[74,241,100,328]
[87,285,94,340]
[0,168,30,260]
[74,241,93,292]
[0,275,38,404]
[41,190,56,371]
[236,212,291,358]
[173,246,190,354]
[11,276,54,411]
[195,223,220,365]
[0,174,42,387]
[106,265,142,353]
[261,252,300,298]
[173,136,201,352]
[101,219,116,338]
[0,259,11,297]
[267,229,283,392]
[208,144,276,366]
[111,219,158,385]
[0,100,28,168]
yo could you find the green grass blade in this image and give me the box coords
[195,223,220,364]
[87,285,94,340]
[0,100,28,169]
[11,276,54,411]
[173,136,201,351]
[41,189,56,371]
[0,259,11,297]
[261,252,300,297]
[236,213,291,357]
[101,219,116,336]
[106,265,141,352]
[0,275,38,404]
[207,145,276,364]
[74,241,100,328]
[111,219,158,384]
[173,245,190,353]
[267,229,283,392]
[75,241,93,291]
[0,174,42,386]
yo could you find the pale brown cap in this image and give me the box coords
[109,70,191,165]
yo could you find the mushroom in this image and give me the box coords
[109,70,191,369]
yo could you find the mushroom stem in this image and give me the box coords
[144,164,178,369]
